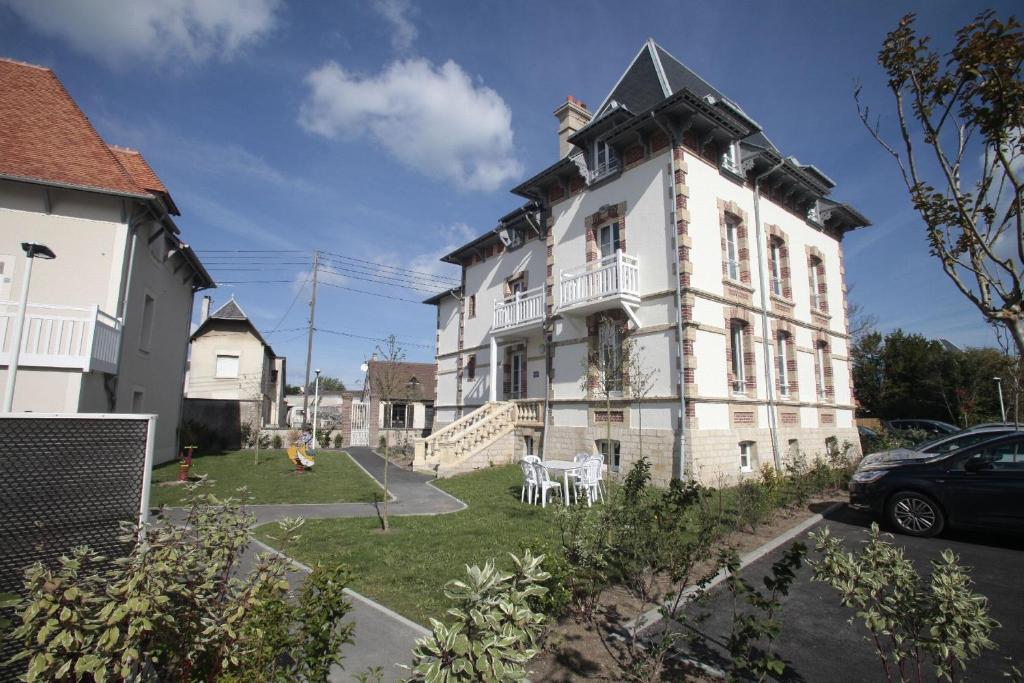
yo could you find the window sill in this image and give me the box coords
[722,279,754,294]
[810,307,832,319]
[739,466,753,474]
[770,294,794,307]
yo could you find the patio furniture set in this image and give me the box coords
[519,454,606,507]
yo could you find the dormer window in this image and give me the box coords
[592,141,619,180]
[807,201,821,224]
[721,142,740,174]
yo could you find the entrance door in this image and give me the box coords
[509,351,525,399]
[350,401,369,446]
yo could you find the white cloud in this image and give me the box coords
[298,59,523,192]
[371,0,417,52]
[1,0,280,66]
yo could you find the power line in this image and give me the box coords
[319,250,459,285]
[318,280,424,304]
[266,268,312,334]
[316,264,440,294]
[317,261,456,292]
[317,327,432,349]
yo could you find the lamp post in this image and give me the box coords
[312,369,321,446]
[994,376,1006,423]
[3,242,56,412]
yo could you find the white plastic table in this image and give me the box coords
[540,459,607,505]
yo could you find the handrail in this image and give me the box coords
[425,402,498,444]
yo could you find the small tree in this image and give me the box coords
[856,12,1024,355]
[580,314,632,468]
[370,335,407,532]
[624,338,658,462]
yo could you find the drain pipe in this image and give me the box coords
[653,114,688,480]
[752,157,787,469]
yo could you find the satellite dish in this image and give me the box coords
[497,228,512,246]
[360,363,368,373]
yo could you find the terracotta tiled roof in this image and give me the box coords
[0,57,173,207]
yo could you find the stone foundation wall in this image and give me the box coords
[437,431,517,477]
[542,424,860,487]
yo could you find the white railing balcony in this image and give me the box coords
[590,158,620,183]
[492,286,545,333]
[0,302,122,374]
[559,250,640,313]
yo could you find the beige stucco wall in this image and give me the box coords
[1,179,199,464]
[187,325,271,402]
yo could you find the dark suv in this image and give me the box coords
[849,432,1024,537]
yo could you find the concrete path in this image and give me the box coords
[246,447,465,525]
[161,448,466,682]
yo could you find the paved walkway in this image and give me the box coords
[163,447,466,681]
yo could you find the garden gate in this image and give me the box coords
[350,401,368,446]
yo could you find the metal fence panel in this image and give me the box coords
[0,413,154,681]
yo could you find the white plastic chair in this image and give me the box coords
[574,456,603,506]
[520,460,539,504]
[534,463,563,508]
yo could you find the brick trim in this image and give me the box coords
[584,201,628,264]
[725,306,756,397]
[806,245,829,314]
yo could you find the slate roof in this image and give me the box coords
[209,298,248,321]
[191,298,277,354]
[0,58,178,209]
[367,361,436,401]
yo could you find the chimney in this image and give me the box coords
[553,95,592,158]
[200,295,211,322]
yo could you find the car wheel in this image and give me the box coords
[886,492,945,537]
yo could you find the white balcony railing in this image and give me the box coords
[559,250,639,311]
[493,286,545,332]
[590,158,621,183]
[0,302,122,374]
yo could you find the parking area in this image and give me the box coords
[660,505,1024,682]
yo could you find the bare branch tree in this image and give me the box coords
[371,335,407,532]
[856,12,1024,355]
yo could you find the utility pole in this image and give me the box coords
[302,250,320,424]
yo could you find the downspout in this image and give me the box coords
[653,114,688,480]
[752,157,787,469]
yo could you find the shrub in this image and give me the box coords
[784,447,812,507]
[7,485,354,682]
[240,422,254,449]
[271,433,283,449]
[758,462,785,507]
[407,551,549,681]
[811,524,998,681]
[333,434,344,449]
[317,430,332,449]
[734,478,772,534]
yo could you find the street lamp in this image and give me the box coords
[3,242,56,412]
[993,376,1006,422]
[312,368,322,446]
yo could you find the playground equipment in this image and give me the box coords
[286,445,316,472]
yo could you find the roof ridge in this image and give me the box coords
[108,144,141,154]
[650,40,725,102]
[0,56,51,71]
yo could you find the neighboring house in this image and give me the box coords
[0,58,213,463]
[421,40,870,482]
[185,296,287,432]
[364,360,436,448]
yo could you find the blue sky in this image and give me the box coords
[1,0,1015,388]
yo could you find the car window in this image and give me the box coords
[923,430,1008,454]
[967,438,1024,471]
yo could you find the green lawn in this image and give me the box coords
[254,465,562,625]
[149,449,382,507]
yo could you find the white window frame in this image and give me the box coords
[509,349,525,399]
[215,353,240,379]
[730,322,745,394]
[593,140,617,176]
[770,241,783,296]
[739,442,753,473]
[523,435,534,456]
[777,332,789,396]
[598,439,621,473]
[725,218,740,281]
[816,343,828,399]
[809,258,822,310]
[599,320,623,395]
[599,222,621,259]
[721,142,740,173]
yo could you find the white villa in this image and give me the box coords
[418,40,869,483]
[0,58,214,463]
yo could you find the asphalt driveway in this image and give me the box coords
[657,504,1024,682]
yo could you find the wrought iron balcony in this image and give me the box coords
[492,286,545,333]
[0,302,122,374]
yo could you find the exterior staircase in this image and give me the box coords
[413,399,543,476]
